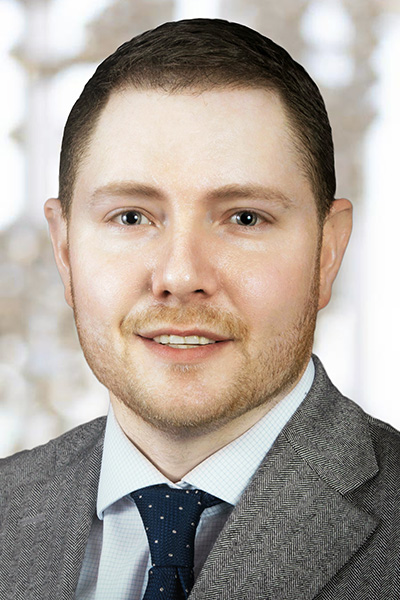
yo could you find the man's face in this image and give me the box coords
[48,88,343,436]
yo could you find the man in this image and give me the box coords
[1,18,399,600]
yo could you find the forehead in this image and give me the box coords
[74,87,312,205]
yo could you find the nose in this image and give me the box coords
[151,226,218,302]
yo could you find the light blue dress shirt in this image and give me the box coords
[76,359,314,599]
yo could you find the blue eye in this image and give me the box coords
[115,211,152,226]
[232,211,261,226]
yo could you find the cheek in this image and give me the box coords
[68,236,148,319]
[222,243,317,326]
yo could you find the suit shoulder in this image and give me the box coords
[0,416,106,489]
[366,412,400,464]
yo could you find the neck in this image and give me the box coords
[110,395,284,482]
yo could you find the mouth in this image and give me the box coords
[152,334,218,349]
[137,329,232,358]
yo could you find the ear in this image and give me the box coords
[44,198,73,308]
[318,198,353,310]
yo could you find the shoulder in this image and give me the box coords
[287,356,400,497]
[365,413,400,472]
[0,416,107,491]
[367,411,400,440]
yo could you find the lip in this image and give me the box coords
[137,328,231,342]
[138,335,232,362]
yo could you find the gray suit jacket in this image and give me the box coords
[1,356,400,599]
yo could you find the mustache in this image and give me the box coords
[121,305,249,340]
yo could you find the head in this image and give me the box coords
[45,19,352,438]
[59,18,336,225]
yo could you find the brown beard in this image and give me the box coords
[71,253,320,437]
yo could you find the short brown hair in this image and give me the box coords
[59,18,336,223]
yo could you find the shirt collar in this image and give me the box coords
[97,359,314,518]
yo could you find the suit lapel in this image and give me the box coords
[53,427,104,599]
[0,418,105,600]
[191,357,379,600]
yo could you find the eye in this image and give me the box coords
[113,210,152,226]
[230,211,263,227]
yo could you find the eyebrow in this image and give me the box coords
[204,183,294,209]
[88,181,294,209]
[89,182,166,206]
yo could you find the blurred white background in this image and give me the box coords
[0,0,399,456]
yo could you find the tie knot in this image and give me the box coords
[131,484,222,568]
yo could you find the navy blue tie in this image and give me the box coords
[131,484,222,599]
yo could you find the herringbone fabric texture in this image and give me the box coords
[131,485,222,599]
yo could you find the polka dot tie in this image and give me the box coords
[131,484,222,599]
